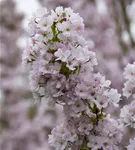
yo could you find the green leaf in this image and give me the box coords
[60,62,72,78]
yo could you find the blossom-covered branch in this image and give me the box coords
[22,7,131,150]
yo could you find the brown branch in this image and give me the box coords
[112,0,129,54]
[119,0,135,48]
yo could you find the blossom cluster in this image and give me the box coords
[120,100,135,129]
[120,62,135,129]
[22,6,97,105]
[123,62,135,98]
[22,7,126,150]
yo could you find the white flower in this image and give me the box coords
[75,82,88,99]
[33,8,48,22]
[55,6,64,16]
[72,46,90,64]
[54,48,71,62]
[87,135,103,150]
[94,95,108,108]
[104,89,121,107]
[78,122,93,135]
[38,15,53,32]
[69,13,84,33]
[70,100,86,117]
[66,57,78,71]
[57,21,71,32]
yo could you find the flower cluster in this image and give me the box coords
[120,62,135,129]
[49,114,123,150]
[119,62,135,150]
[23,7,124,150]
[123,62,135,98]
[120,100,135,128]
[22,6,97,105]
[39,0,135,94]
